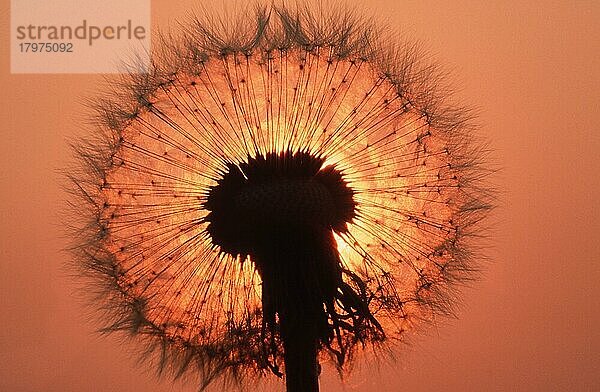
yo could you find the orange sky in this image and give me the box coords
[1,1,599,391]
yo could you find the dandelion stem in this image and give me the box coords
[280,310,320,392]
[252,224,335,391]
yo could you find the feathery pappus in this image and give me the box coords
[67,3,493,391]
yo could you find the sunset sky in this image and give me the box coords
[1,1,599,391]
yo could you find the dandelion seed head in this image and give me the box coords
[67,3,492,390]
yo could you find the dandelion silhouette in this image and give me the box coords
[68,4,491,392]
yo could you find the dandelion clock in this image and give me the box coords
[67,4,492,391]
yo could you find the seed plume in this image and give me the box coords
[67,3,492,391]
